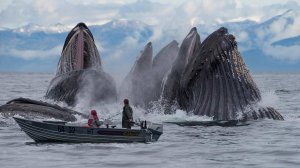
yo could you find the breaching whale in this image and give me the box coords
[0,23,114,122]
[120,41,179,107]
[0,98,86,121]
[119,42,153,107]
[151,40,179,102]
[0,24,283,122]
[161,27,201,113]
[45,23,117,106]
[163,27,283,120]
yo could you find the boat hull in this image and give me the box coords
[165,120,249,127]
[13,117,162,143]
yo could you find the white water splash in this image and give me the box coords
[72,99,213,125]
[258,90,280,107]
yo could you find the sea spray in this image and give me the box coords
[259,90,280,108]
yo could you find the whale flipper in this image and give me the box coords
[0,98,85,121]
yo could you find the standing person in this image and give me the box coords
[122,99,133,129]
[86,110,102,128]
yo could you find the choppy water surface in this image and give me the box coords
[0,73,299,168]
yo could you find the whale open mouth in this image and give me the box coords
[56,23,101,75]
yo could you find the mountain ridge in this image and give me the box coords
[0,10,300,73]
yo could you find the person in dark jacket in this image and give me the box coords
[122,99,133,129]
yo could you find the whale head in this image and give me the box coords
[45,23,117,106]
[178,27,284,120]
[56,22,102,76]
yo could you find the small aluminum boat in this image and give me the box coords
[13,117,163,143]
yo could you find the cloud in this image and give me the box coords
[263,44,300,62]
[237,31,249,42]
[3,45,62,60]
[0,0,13,11]
[1,0,299,26]
[244,10,300,62]
[102,35,146,87]
[1,0,300,70]
[0,0,121,28]
[256,10,300,42]
[66,0,132,5]
[115,0,300,48]
[1,0,299,33]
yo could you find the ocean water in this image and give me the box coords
[0,73,299,168]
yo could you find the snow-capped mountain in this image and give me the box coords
[0,19,154,73]
[12,23,71,34]
[272,35,300,47]
[231,9,300,71]
[250,9,299,42]
[0,10,300,73]
[90,19,153,46]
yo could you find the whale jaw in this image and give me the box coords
[45,23,117,106]
[57,23,102,76]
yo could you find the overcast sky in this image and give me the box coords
[0,0,299,28]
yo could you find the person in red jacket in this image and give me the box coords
[86,110,102,128]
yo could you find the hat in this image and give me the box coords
[124,99,129,104]
[91,110,97,116]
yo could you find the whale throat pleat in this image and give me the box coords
[75,30,84,70]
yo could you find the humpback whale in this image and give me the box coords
[164,27,283,120]
[0,24,283,122]
[119,42,153,107]
[161,27,201,113]
[0,98,85,121]
[151,40,179,101]
[45,23,117,106]
[120,41,179,107]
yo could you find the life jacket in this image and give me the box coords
[87,114,99,127]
